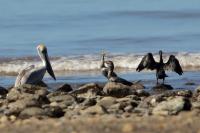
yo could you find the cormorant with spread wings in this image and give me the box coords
[136,50,183,84]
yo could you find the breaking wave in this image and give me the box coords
[0,52,200,76]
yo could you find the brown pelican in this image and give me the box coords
[15,44,56,87]
[136,50,183,84]
[100,52,133,86]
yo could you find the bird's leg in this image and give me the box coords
[156,78,159,85]
[162,78,165,85]
[156,71,159,85]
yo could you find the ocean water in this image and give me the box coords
[0,0,200,89]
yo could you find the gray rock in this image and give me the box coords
[48,94,75,103]
[47,92,76,109]
[116,97,132,103]
[136,90,150,97]
[125,95,141,101]
[131,82,145,90]
[56,84,73,93]
[19,107,46,118]
[47,93,76,103]
[81,98,96,107]
[70,83,102,95]
[4,85,49,116]
[193,86,200,101]
[4,97,40,115]
[185,82,196,86]
[103,82,136,98]
[152,97,191,116]
[133,107,150,116]
[0,87,8,96]
[116,97,139,108]
[195,86,200,93]
[43,106,65,118]
[108,103,121,112]
[102,97,139,113]
[81,105,107,115]
[149,95,165,107]
[137,98,150,109]
[75,90,100,100]
[152,84,173,90]
[192,102,200,109]
[175,90,192,98]
[97,97,117,108]
[7,84,48,102]
[124,105,134,112]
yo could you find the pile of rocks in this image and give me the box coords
[0,81,199,121]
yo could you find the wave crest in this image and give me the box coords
[0,52,199,76]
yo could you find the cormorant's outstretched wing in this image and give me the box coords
[136,53,158,72]
[164,55,183,75]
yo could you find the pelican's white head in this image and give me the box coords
[37,44,56,80]
[37,44,47,59]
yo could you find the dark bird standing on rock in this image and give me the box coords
[100,52,133,86]
[136,50,183,84]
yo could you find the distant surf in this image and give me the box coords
[0,52,199,76]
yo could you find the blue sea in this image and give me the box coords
[0,0,200,89]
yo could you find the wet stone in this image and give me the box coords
[103,82,136,98]
[55,84,73,93]
[0,87,8,97]
[70,83,102,95]
[131,82,145,90]
[152,84,173,90]
[185,82,196,86]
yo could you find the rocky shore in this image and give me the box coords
[0,81,200,133]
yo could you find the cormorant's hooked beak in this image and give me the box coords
[44,53,56,80]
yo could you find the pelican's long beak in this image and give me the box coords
[44,53,56,80]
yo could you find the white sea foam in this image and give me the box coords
[0,52,200,76]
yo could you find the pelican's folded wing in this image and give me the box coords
[14,65,35,87]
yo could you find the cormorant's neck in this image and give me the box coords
[108,70,115,79]
[100,55,105,68]
[159,53,163,63]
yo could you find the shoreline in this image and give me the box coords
[0,70,199,90]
